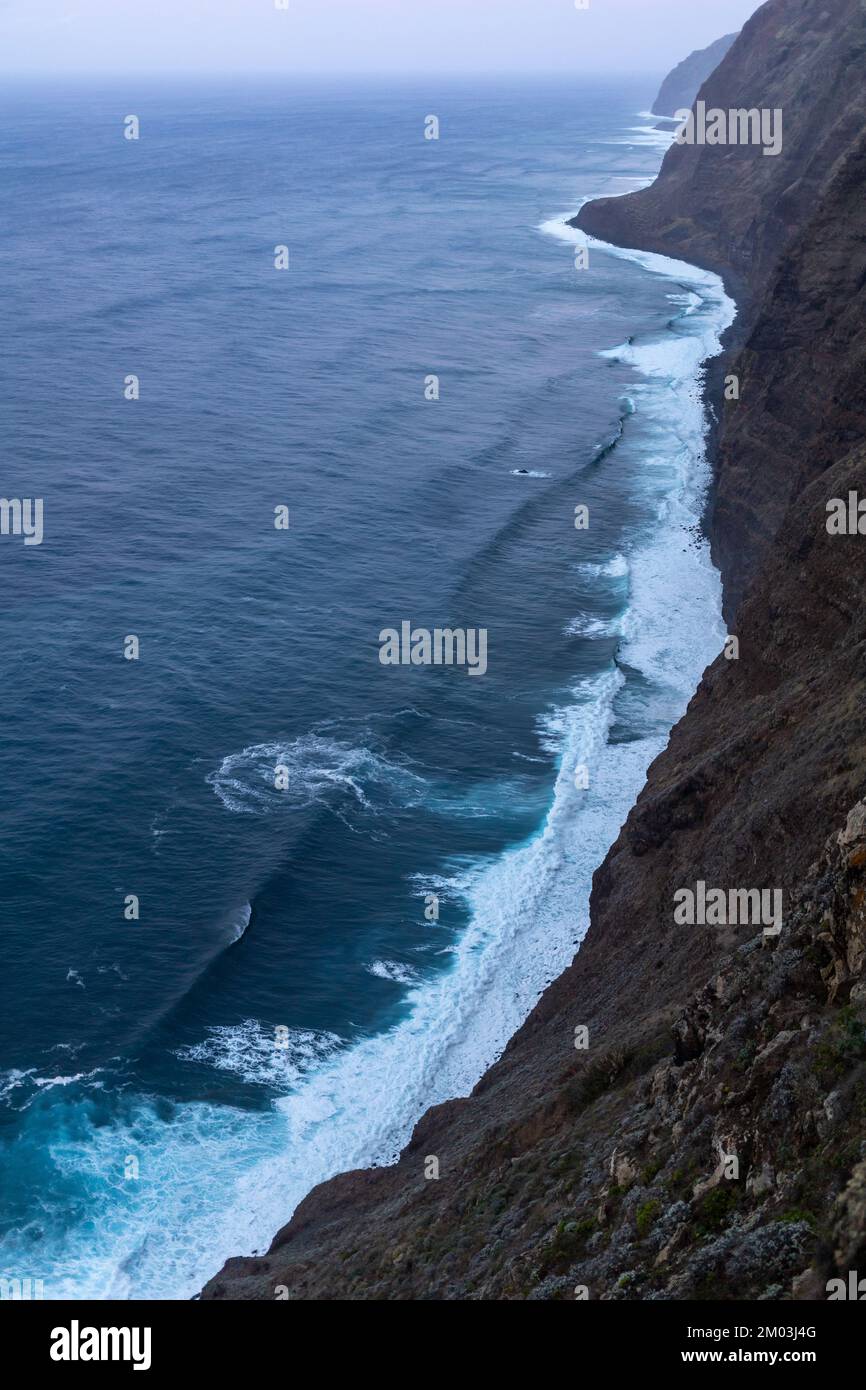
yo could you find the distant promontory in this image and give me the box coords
[652,32,738,117]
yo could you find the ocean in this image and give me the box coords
[0,76,734,1298]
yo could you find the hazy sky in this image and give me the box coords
[0,0,768,76]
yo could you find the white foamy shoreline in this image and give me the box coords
[25,145,737,1305]
[205,228,735,1302]
[179,227,732,1301]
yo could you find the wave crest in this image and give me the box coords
[206,734,425,820]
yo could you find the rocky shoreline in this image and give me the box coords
[202,0,866,1300]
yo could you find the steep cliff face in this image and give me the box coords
[710,127,866,611]
[576,0,866,614]
[651,33,738,118]
[202,0,866,1300]
[577,0,866,310]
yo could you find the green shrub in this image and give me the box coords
[694,1185,738,1235]
[636,1199,662,1239]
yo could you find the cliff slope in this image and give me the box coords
[202,0,866,1300]
[651,33,738,118]
[577,0,866,309]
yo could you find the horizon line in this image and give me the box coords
[0,67,666,80]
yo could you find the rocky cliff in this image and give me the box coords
[651,33,738,118]
[202,0,866,1300]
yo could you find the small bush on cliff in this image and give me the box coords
[536,1216,596,1275]
[565,1047,632,1110]
[636,1199,662,1239]
[780,1208,815,1228]
[694,1185,739,1236]
[734,1040,757,1073]
[813,1005,866,1083]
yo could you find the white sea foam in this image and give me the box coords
[17,202,736,1306]
[0,1069,34,1106]
[207,734,425,822]
[366,960,420,985]
[599,115,679,151]
[573,553,630,581]
[563,613,623,639]
[175,1022,342,1088]
[33,1072,102,1091]
[0,1067,104,1111]
[405,867,477,903]
[602,133,676,149]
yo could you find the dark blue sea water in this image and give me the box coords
[0,78,734,1297]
